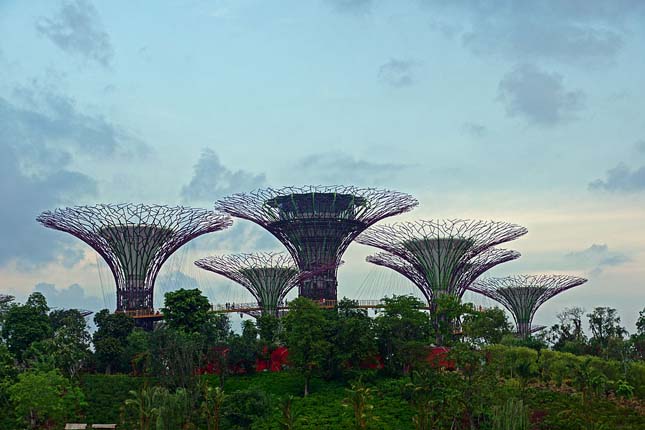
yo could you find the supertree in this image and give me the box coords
[37,204,232,312]
[366,247,522,303]
[468,275,588,338]
[356,219,527,302]
[215,186,418,300]
[195,252,324,317]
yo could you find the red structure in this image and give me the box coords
[255,346,289,372]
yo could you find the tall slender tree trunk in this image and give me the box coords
[304,375,309,397]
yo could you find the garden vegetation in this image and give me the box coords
[0,289,644,429]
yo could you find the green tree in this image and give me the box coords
[228,320,259,374]
[124,329,152,376]
[124,386,160,430]
[26,292,49,314]
[334,299,377,371]
[92,309,135,374]
[154,386,193,430]
[149,328,205,391]
[202,383,226,430]
[0,294,15,332]
[283,297,331,396]
[343,379,377,430]
[407,368,461,430]
[431,294,467,346]
[450,344,498,429]
[629,307,645,360]
[587,307,627,360]
[547,307,589,355]
[205,313,233,344]
[491,398,529,430]
[461,304,511,346]
[1,293,52,360]
[277,395,297,430]
[162,288,212,333]
[0,344,18,429]
[222,389,271,429]
[47,309,91,378]
[374,295,431,376]
[8,369,86,429]
[257,313,281,345]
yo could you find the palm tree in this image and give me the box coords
[124,386,159,430]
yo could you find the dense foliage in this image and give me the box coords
[0,290,643,429]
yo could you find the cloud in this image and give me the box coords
[589,163,645,192]
[325,0,373,14]
[498,63,584,126]
[5,84,147,159]
[0,82,147,268]
[422,1,644,66]
[36,0,114,67]
[179,149,277,255]
[181,148,266,204]
[296,152,413,186]
[0,137,97,268]
[635,140,645,153]
[156,271,200,297]
[33,282,105,312]
[378,59,417,88]
[564,244,630,276]
[462,122,487,138]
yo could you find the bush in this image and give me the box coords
[224,389,271,429]
[80,374,144,424]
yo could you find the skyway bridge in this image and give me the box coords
[121,299,433,320]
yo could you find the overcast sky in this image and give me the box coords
[1,0,644,331]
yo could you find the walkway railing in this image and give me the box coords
[122,299,437,319]
[211,299,425,313]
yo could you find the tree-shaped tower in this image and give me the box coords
[195,252,322,317]
[37,204,232,312]
[468,274,588,338]
[215,186,418,301]
[366,247,521,303]
[356,219,527,303]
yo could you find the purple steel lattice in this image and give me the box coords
[195,252,328,317]
[357,219,527,302]
[366,247,521,303]
[215,185,418,300]
[37,204,232,311]
[468,274,587,338]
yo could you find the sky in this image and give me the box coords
[1,0,644,331]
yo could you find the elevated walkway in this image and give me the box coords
[123,299,432,319]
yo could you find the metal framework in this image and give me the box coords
[468,275,588,338]
[357,219,527,302]
[195,252,319,317]
[215,186,418,300]
[37,204,232,311]
[366,247,521,303]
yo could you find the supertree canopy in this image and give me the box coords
[37,204,232,311]
[215,186,418,300]
[468,275,588,338]
[366,247,521,303]
[195,252,320,316]
[356,219,527,302]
